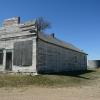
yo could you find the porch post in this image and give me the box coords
[3,50,6,71]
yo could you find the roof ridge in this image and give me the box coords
[38,32,86,54]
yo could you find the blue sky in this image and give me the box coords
[0,0,100,59]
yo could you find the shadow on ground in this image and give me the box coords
[39,70,96,80]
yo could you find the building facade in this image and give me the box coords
[88,60,100,69]
[0,17,87,74]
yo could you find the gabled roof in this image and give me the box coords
[38,32,87,54]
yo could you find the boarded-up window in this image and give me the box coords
[13,40,33,66]
[0,50,3,65]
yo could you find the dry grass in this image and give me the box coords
[0,69,100,100]
[0,69,99,88]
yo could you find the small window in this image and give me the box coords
[0,52,3,65]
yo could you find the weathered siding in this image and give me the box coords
[13,37,37,73]
[0,16,37,73]
[37,39,87,73]
[0,31,37,73]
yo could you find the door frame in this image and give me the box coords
[5,49,13,71]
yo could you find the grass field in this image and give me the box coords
[0,69,100,100]
[0,69,99,88]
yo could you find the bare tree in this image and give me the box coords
[35,17,51,32]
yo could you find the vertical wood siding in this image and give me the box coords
[37,39,87,73]
[13,40,33,66]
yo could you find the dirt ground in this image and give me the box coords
[0,85,100,100]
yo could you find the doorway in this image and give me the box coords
[6,52,12,71]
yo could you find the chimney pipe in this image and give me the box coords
[50,33,55,38]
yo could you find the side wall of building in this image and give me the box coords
[37,39,87,73]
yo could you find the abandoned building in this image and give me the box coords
[0,17,87,74]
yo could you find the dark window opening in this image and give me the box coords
[6,52,12,70]
[0,52,3,65]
